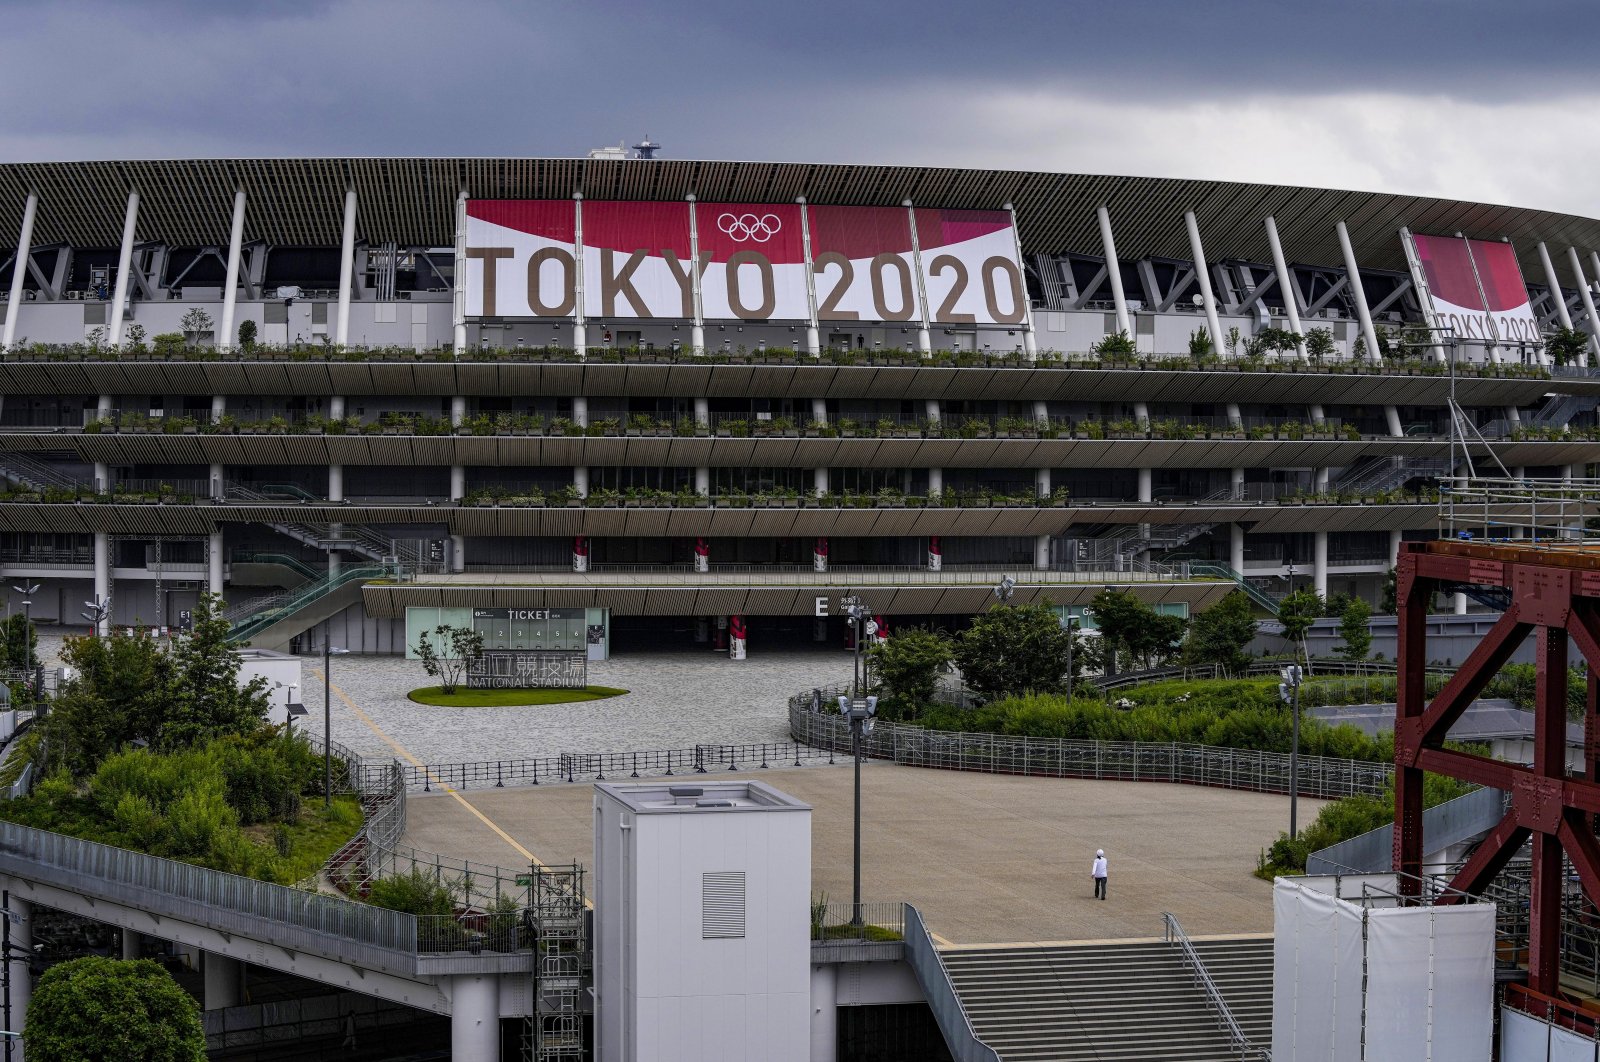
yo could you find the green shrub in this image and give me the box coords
[367,868,459,917]
[25,956,204,1061]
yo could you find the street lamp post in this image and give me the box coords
[1280,663,1304,838]
[837,694,878,928]
[323,643,350,807]
[79,595,112,641]
[9,585,37,707]
[843,596,867,696]
[1064,615,1078,697]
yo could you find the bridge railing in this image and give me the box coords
[903,904,1002,1062]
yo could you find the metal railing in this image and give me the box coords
[903,903,1002,1062]
[425,561,1204,586]
[227,564,395,641]
[787,698,1392,800]
[810,901,906,943]
[1163,912,1270,1060]
[401,741,832,791]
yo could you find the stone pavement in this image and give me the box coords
[402,764,1317,944]
[306,647,856,766]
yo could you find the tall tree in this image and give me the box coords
[1335,597,1374,661]
[46,628,170,776]
[1182,590,1259,673]
[868,626,953,719]
[1276,589,1323,663]
[156,592,269,749]
[414,623,486,694]
[1089,589,1186,674]
[954,604,1076,699]
[25,956,205,1062]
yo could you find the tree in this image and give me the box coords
[868,626,953,719]
[1088,589,1185,674]
[156,592,269,750]
[953,604,1075,700]
[1546,325,1591,368]
[0,611,37,671]
[1304,327,1335,363]
[1335,597,1374,661]
[123,322,147,350]
[179,307,213,340]
[236,318,257,348]
[1277,589,1323,663]
[1182,591,1258,673]
[414,623,485,694]
[25,956,205,1061]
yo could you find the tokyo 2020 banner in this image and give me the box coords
[462,200,1025,325]
[1401,231,1542,346]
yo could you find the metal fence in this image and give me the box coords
[400,741,835,791]
[787,697,1392,800]
[810,901,906,943]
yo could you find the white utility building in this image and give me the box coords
[593,780,812,1062]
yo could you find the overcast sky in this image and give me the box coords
[2,0,1597,216]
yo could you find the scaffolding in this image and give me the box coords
[522,863,588,1062]
[1439,476,1600,546]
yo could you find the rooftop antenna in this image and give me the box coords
[633,134,662,160]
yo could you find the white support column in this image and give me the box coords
[1310,404,1325,426]
[1096,204,1131,338]
[904,199,932,355]
[203,952,241,1010]
[3,190,38,349]
[927,466,943,498]
[219,186,246,349]
[1316,466,1330,491]
[450,535,465,573]
[573,466,589,499]
[108,188,141,346]
[1005,203,1038,357]
[799,198,821,356]
[694,397,710,429]
[1538,242,1573,334]
[207,531,223,596]
[1385,405,1404,438]
[1454,591,1469,615]
[453,190,468,355]
[572,397,588,429]
[1184,210,1226,359]
[810,965,840,1062]
[810,397,827,427]
[1035,534,1051,570]
[1032,399,1049,427]
[574,194,588,356]
[450,975,499,1062]
[1138,467,1153,502]
[1264,215,1307,360]
[1133,401,1150,427]
[1225,402,1242,428]
[1231,467,1245,499]
[1336,220,1380,361]
[335,185,357,348]
[450,395,466,501]
[6,893,31,1060]
[812,466,827,498]
[1230,523,1245,573]
[697,466,712,497]
[924,399,940,425]
[93,532,110,634]
[1567,247,1599,365]
[1313,530,1328,599]
[121,928,143,961]
[327,465,344,503]
[1035,467,1051,498]
[1390,529,1403,566]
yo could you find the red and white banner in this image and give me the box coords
[1403,231,1542,347]
[463,200,1026,326]
[927,535,943,572]
[813,536,829,573]
[694,536,710,573]
[729,614,747,661]
[572,534,589,573]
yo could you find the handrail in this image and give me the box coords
[902,904,1001,1062]
[1163,913,1270,1060]
[228,564,393,640]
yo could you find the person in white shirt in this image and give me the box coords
[1092,849,1108,900]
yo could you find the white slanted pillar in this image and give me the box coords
[1231,523,1245,573]
[208,531,223,596]
[1184,210,1226,360]
[1566,246,1598,366]
[335,185,357,348]
[1096,205,1132,338]
[1005,202,1038,357]
[904,199,932,355]
[1335,220,1381,362]
[1035,467,1052,570]
[1313,530,1328,599]
[799,198,820,355]
[93,532,110,634]
[572,396,589,498]
[453,189,468,354]
[1538,242,1573,340]
[219,186,247,349]
[574,193,588,357]
[108,188,141,345]
[3,189,39,349]
[1263,215,1308,360]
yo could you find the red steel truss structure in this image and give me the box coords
[1394,540,1600,994]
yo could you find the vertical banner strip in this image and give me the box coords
[453,191,467,355]
[573,194,586,357]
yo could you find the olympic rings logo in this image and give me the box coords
[717,212,782,243]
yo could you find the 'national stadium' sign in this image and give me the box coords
[462,200,1026,325]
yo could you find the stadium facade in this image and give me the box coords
[0,157,1596,654]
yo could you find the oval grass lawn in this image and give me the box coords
[407,685,629,707]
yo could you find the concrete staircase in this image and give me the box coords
[941,936,1273,1061]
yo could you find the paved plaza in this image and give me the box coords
[402,764,1316,944]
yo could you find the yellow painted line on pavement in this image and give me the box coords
[313,667,543,868]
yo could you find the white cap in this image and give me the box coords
[1096,850,1104,858]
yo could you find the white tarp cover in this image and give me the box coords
[1272,876,1493,1061]
[1273,878,1365,1061]
[1364,902,1494,1062]
[1501,1006,1600,1062]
